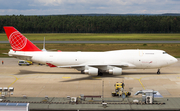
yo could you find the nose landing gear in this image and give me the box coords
[157,69,160,74]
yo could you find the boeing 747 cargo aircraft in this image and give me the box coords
[4,27,178,76]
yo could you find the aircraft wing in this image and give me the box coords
[89,64,129,67]
[58,64,129,68]
[88,64,129,71]
[58,65,86,71]
[8,49,33,60]
[58,65,85,68]
[57,64,130,71]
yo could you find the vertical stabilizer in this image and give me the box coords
[3,26,41,51]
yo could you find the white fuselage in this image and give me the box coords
[8,49,177,70]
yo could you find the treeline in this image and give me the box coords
[0,15,180,33]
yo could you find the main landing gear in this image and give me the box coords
[157,69,160,74]
[98,71,103,76]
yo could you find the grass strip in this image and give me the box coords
[1,33,180,41]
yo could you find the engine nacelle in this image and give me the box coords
[84,67,98,76]
[109,67,122,75]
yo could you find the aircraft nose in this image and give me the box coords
[173,58,178,63]
[169,57,178,64]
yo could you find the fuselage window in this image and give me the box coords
[163,52,167,54]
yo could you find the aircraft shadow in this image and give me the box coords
[15,70,178,82]
[15,70,80,75]
[61,73,124,82]
[61,71,179,82]
[16,69,178,75]
[15,70,124,82]
[122,72,179,75]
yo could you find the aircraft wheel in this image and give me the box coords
[98,72,103,76]
[112,93,115,97]
[157,69,160,74]
[81,70,85,74]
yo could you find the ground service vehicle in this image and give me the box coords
[18,60,32,66]
[112,82,131,97]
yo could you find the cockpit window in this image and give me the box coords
[163,52,167,54]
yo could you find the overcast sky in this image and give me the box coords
[0,0,180,15]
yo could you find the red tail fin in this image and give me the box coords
[3,26,41,51]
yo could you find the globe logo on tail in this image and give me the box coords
[9,31,27,51]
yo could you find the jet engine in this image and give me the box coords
[84,67,98,76]
[109,67,122,75]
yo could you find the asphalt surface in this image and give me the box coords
[1,58,180,110]
[1,40,180,44]
[0,58,180,98]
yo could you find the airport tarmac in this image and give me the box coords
[0,58,180,98]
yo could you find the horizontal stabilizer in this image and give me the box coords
[2,53,8,55]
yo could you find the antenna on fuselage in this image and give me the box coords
[42,37,47,52]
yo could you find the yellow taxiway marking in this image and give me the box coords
[129,76,145,90]
[8,75,19,87]
[138,78,145,90]
[127,74,180,90]
[92,77,101,79]
[127,75,155,90]
[7,75,39,87]
[62,77,71,79]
